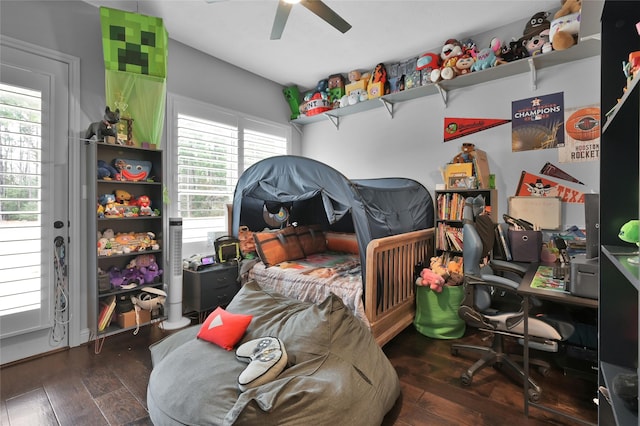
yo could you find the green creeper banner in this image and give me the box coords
[100,7,168,147]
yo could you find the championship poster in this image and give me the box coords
[558,105,600,163]
[511,92,564,152]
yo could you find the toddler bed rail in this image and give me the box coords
[366,228,435,346]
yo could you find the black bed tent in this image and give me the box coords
[231,156,434,279]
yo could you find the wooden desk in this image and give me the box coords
[517,262,598,425]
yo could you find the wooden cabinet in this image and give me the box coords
[87,142,166,342]
[434,189,497,258]
[598,2,640,424]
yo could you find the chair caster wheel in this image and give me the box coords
[528,388,541,403]
[538,366,551,377]
[461,372,472,386]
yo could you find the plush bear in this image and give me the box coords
[550,0,581,51]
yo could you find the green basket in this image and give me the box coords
[414,285,465,339]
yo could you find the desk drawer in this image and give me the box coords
[183,264,240,313]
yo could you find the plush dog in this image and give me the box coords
[85,106,120,142]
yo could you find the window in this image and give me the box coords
[170,96,288,243]
[0,82,47,322]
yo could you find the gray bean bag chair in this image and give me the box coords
[147,280,400,425]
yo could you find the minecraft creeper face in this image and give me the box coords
[100,7,168,78]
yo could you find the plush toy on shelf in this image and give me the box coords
[115,189,132,205]
[430,39,465,83]
[549,0,582,51]
[519,11,551,56]
[327,73,346,109]
[97,160,119,180]
[99,193,120,217]
[367,63,389,99]
[416,52,441,83]
[472,38,505,71]
[283,85,301,120]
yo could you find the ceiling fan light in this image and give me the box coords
[283,0,301,4]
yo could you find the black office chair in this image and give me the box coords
[450,196,574,403]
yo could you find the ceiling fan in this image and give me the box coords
[206,0,351,40]
[269,0,352,40]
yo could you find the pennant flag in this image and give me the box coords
[540,162,584,185]
[516,171,584,203]
[443,117,510,142]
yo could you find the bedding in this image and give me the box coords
[147,280,400,425]
[248,251,369,327]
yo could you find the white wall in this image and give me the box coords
[301,56,600,228]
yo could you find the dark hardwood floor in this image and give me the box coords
[1,323,598,426]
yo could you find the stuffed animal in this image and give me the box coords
[471,38,505,71]
[453,143,476,163]
[525,29,551,56]
[327,73,346,108]
[137,195,153,216]
[283,85,301,120]
[550,0,581,51]
[85,106,120,142]
[368,63,389,99]
[97,160,118,180]
[430,39,465,82]
[98,194,119,216]
[420,267,446,292]
[416,52,441,83]
[109,266,126,289]
[114,189,132,205]
[141,262,163,284]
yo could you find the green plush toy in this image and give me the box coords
[619,220,640,264]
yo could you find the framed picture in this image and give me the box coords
[444,163,473,189]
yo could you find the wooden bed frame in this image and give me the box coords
[228,204,435,348]
[365,228,435,347]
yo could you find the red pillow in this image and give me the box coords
[197,307,253,350]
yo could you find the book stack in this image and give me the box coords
[436,192,466,221]
[436,223,464,252]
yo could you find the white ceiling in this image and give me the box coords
[84,0,563,89]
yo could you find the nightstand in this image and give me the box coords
[183,261,240,316]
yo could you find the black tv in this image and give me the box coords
[583,193,599,259]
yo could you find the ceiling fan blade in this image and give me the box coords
[300,0,351,34]
[270,1,293,40]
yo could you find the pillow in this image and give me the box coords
[253,227,304,267]
[325,232,359,254]
[235,337,288,391]
[197,306,253,350]
[295,225,327,256]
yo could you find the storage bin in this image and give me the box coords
[414,285,465,339]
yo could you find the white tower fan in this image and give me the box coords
[162,217,191,330]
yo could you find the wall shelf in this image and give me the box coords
[291,37,601,128]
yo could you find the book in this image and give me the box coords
[496,223,512,261]
[530,266,567,292]
[98,295,116,332]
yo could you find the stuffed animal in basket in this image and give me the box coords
[550,0,581,51]
[85,106,120,142]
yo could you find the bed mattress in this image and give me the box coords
[248,252,369,327]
